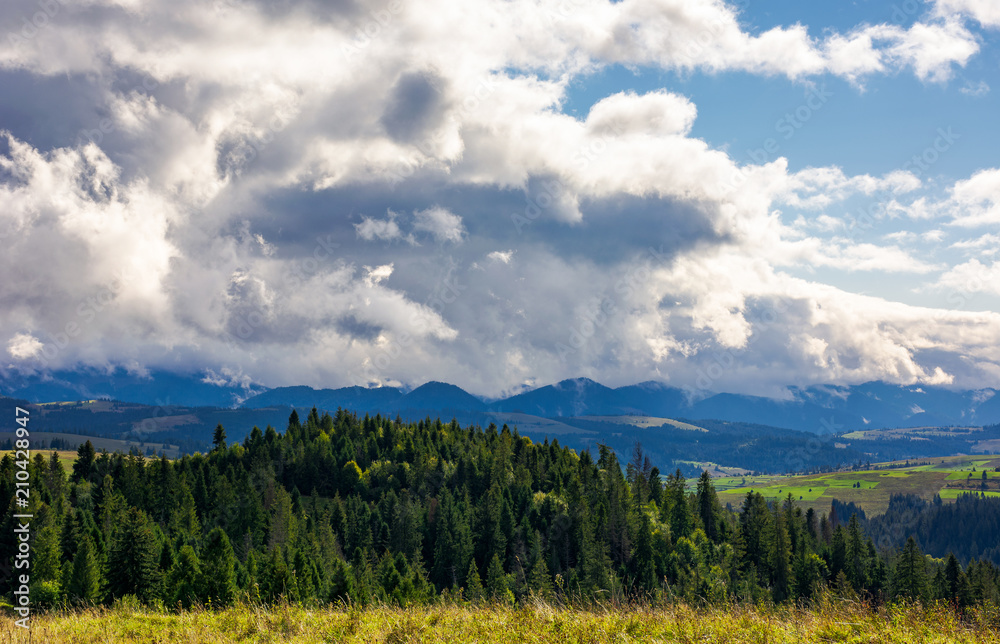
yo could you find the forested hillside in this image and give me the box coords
[3,408,999,609]
[862,494,1000,566]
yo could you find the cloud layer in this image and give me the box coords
[2,0,1000,397]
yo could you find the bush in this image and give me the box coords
[32,580,63,608]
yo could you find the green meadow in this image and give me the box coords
[715,455,1000,514]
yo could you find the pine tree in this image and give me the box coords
[159,539,175,575]
[770,508,792,602]
[105,507,162,603]
[328,558,354,603]
[168,545,202,608]
[200,527,238,606]
[829,525,847,581]
[431,490,459,589]
[293,548,317,601]
[480,481,508,569]
[630,510,657,592]
[45,451,67,500]
[845,514,868,593]
[61,509,81,564]
[696,471,721,542]
[212,424,227,451]
[263,546,294,601]
[486,553,513,603]
[892,537,927,601]
[377,554,403,604]
[738,491,771,579]
[932,566,949,600]
[528,555,554,598]
[943,553,972,606]
[72,440,96,483]
[168,487,201,541]
[792,548,827,599]
[32,507,63,587]
[465,559,485,602]
[67,535,101,604]
[580,505,612,594]
[668,470,693,540]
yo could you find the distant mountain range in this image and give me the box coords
[4,368,998,434]
[0,368,260,408]
[249,378,1000,433]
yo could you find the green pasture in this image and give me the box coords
[716,455,1000,515]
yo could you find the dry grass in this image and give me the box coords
[3,598,999,643]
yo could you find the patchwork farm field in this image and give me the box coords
[715,454,1000,515]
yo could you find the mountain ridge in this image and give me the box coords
[3,368,999,433]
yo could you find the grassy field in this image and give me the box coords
[0,431,181,459]
[580,416,708,431]
[0,449,78,469]
[3,600,999,644]
[716,455,1000,515]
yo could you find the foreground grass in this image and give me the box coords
[4,599,1000,643]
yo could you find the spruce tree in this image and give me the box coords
[944,553,971,606]
[770,508,792,602]
[630,510,657,592]
[486,553,513,603]
[892,537,927,601]
[668,470,693,540]
[105,507,162,603]
[580,506,612,594]
[263,546,294,601]
[168,545,202,608]
[696,471,721,542]
[465,559,485,602]
[845,515,868,593]
[200,527,238,606]
[528,556,554,598]
[212,424,227,451]
[67,535,101,603]
[72,440,96,483]
[738,491,771,578]
[32,509,63,587]
[829,525,847,581]
[328,558,355,604]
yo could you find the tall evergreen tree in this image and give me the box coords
[212,424,227,451]
[105,507,162,603]
[168,545,202,608]
[327,558,354,603]
[770,508,792,602]
[73,441,96,483]
[696,471,721,542]
[667,470,693,540]
[738,491,771,582]
[67,535,101,603]
[200,527,238,606]
[486,553,513,603]
[465,559,485,602]
[892,537,927,601]
[630,510,657,592]
[845,514,868,593]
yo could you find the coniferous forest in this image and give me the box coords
[3,408,1000,611]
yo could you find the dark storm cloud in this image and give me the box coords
[380,71,450,144]
[334,314,383,341]
[0,70,106,152]
[549,194,727,265]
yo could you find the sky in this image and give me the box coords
[2,0,1000,399]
